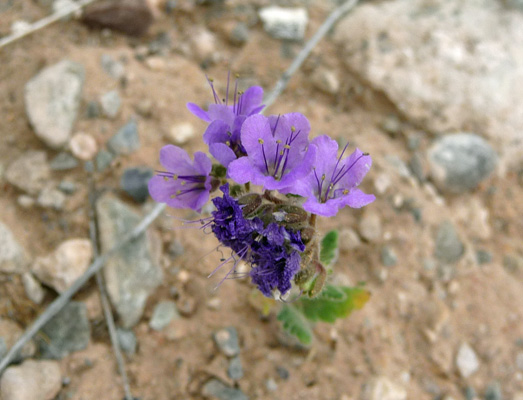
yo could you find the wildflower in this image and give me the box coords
[228,113,316,191]
[148,145,213,212]
[187,75,264,167]
[292,135,375,217]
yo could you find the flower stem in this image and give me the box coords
[309,213,317,227]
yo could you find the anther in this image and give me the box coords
[291,126,296,132]
[284,144,291,150]
[163,177,169,182]
[343,189,349,194]
[276,140,282,144]
[258,138,264,144]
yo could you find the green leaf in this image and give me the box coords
[319,230,339,267]
[277,304,313,345]
[300,285,370,323]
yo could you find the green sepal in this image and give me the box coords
[277,304,313,345]
[319,230,339,268]
[211,163,227,178]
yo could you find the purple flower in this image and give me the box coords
[228,113,316,190]
[292,135,375,217]
[187,75,264,167]
[148,145,212,212]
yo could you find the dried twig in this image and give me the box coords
[263,0,359,111]
[0,0,360,376]
[0,0,98,50]
[87,170,134,400]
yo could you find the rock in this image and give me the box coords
[6,151,51,195]
[476,250,492,265]
[190,29,217,61]
[358,211,382,242]
[36,186,66,210]
[338,228,362,251]
[86,100,101,119]
[58,180,76,194]
[17,195,35,209]
[11,20,31,36]
[334,0,523,172]
[82,0,153,36]
[101,54,125,80]
[266,378,278,391]
[38,302,90,359]
[52,0,76,14]
[95,149,114,171]
[166,122,195,145]
[484,382,502,400]
[177,296,196,316]
[362,376,407,400]
[108,119,140,155]
[259,6,308,41]
[229,22,249,46]
[201,378,248,400]
[381,246,397,267]
[149,300,179,331]
[69,132,98,160]
[96,193,163,328]
[116,328,137,356]
[25,60,85,149]
[0,221,27,274]
[213,327,240,357]
[0,318,36,360]
[32,239,93,293]
[0,338,6,358]
[434,221,464,264]
[428,133,497,193]
[311,68,340,95]
[50,152,78,171]
[0,360,61,400]
[503,253,523,277]
[456,342,480,378]
[22,272,45,304]
[120,166,154,203]
[100,90,121,118]
[227,356,243,380]
[135,98,153,118]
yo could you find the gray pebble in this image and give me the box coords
[434,221,464,264]
[86,100,101,119]
[201,378,248,400]
[37,186,66,210]
[95,149,114,172]
[230,22,249,45]
[149,300,179,331]
[50,152,79,171]
[381,246,397,267]
[484,382,502,400]
[213,327,240,357]
[116,328,137,356]
[0,221,28,274]
[227,356,243,380]
[428,133,497,193]
[266,378,278,391]
[108,119,140,155]
[120,167,154,203]
[465,387,477,400]
[276,366,289,380]
[100,90,121,118]
[476,250,492,265]
[58,180,76,194]
[101,54,126,80]
[168,240,184,258]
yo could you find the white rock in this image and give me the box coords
[5,151,51,195]
[69,132,98,160]
[0,318,35,359]
[456,342,480,378]
[190,29,217,61]
[259,6,308,41]
[36,186,66,210]
[0,359,61,400]
[374,173,392,195]
[167,122,195,145]
[100,90,121,119]
[338,228,362,251]
[22,272,45,304]
[362,376,407,400]
[358,211,382,242]
[0,222,27,274]
[32,239,93,293]
[11,20,31,36]
[311,68,340,95]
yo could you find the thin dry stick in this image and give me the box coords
[263,0,359,111]
[87,173,133,400]
[0,0,98,50]
[0,0,360,375]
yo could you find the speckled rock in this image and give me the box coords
[0,359,61,400]
[6,151,51,195]
[0,221,27,274]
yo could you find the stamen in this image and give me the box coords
[225,70,230,106]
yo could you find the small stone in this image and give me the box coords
[362,376,407,400]
[381,246,397,267]
[52,0,76,14]
[38,301,90,359]
[201,379,248,400]
[17,195,35,209]
[177,297,196,317]
[227,356,243,380]
[166,122,195,145]
[50,152,78,171]
[95,149,114,172]
[11,20,31,36]
[207,297,221,310]
[276,366,289,380]
[100,90,121,118]
[311,68,340,95]
[32,239,93,293]
[476,250,492,265]
[381,115,402,136]
[409,152,427,182]
[116,328,137,356]
[0,318,36,360]
[108,119,140,155]
[6,151,51,195]
[25,60,85,149]
[456,342,480,378]
[434,221,464,264]
[36,186,66,210]
[190,29,217,61]
[213,327,240,357]
[464,387,477,400]
[374,173,391,195]
[22,272,45,304]
[86,100,101,119]
[428,133,497,193]
[148,31,172,55]
[259,6,308,41]
[265,377,278,391]
[0,359,61,400]
[168,240,184,257]
[229,22,249,46]
[358,211,382,242]
[101,54,125,80]
[0,221,28,274]
[484,382,502,400]
[149,300,179,331]
[120,166,154,203]
[339,228,362,251]
[135,98,153,118]
[503,254,523,276]
[58,180,76,194]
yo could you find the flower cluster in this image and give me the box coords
[149,75,375,298]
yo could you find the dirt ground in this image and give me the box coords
[1,1,522,399]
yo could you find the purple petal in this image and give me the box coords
[338,149,372,188]
[276,144,317,191]
[208,104,235,127]
[228,157,259,184]
[187,102,211,122]
[203,120,230,145]
[239,86,263,115]
[159,145,195,174]
[209,143,237,167]
[240,114,277,172]
[193,151,212,175]
[343,188,376,208]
